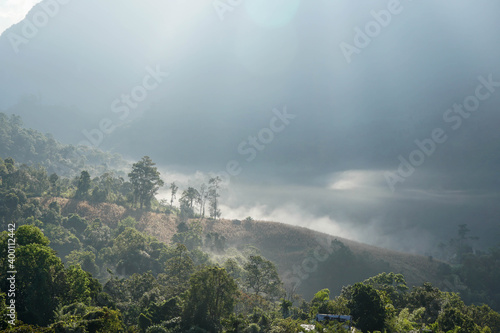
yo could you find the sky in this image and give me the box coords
[0,0,42,34]
[1,0,500,255]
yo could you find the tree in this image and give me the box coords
[169,182,178,207]
[437,307,477,333]
[244,255,283,299]
[75,170,91,199]
[181,187,199,211]
[406,282,444,325]
[16,224,50,246]
[182,266,238,332]
[208,176,222,220]
[348,283,386,333]
[8,243,67,326]
[363,272,408,308]
[180,187,200,220]
[164,244,194,294]
[128,156,164,209]
[49,173,60,196]
[197,183,208,218]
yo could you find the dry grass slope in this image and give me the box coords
[43,199,445,299]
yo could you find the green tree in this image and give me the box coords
[75,170,91,199]
[128,156,164,209]
[406,282,443,325]
[244,255,283,299]
[169,182,178,207]
[182,266,238,332]
[10,243,67,325]
[348,283,386,333]
[164,244,194,294]
[16,224,50,246]
[197,183,208,218]
[208,176,222,220]
[363,272,408,308]
[180,187,200,220]
[311,288,331,314]
[437,307,477,333]
[49,172,60,196]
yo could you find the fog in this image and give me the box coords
[1,0,500,254]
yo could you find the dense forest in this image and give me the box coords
[1,114,500,332]
[0,113,126,177]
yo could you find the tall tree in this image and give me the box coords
[208,176,222,220]
[348,283,387,333]
[182,266,238,332]
[75,170,91,199]
[244,255,283,299]
[128,156,164,209]
[180,187,200,219]
[48,173,60,196]
[169,182,178,207]
[197,183,208,218]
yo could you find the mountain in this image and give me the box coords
[46,197,445,300]
[0,112,127,177]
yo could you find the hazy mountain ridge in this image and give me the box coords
[40,196,445,300]
[0,111,127,176]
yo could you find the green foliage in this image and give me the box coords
[0,292,8,330]
[348,283,386,333]
[145,325,168,333]
[52,304,125,333]
[64,265,93,305]
[182,266,238,332]
[363,272,408,308]
[208,176,222,220]
[172,220,203,250]
[6,243,66,325]
[437,307,478,333]
[163,244,194,294]
[406,282,444,324]
[244,255,283,300]
[66,213,88,234]
[2,144,500,333]
[138,313,153,332]
[16,224,50,246]
[75,171,91,199]
[128,156,164,209]
[0,112,126,177]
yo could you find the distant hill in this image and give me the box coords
[44,197,446,300]
[0,112,127,177]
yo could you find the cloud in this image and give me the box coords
[0,0,42,35]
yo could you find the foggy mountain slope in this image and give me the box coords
[42,197,445,300]
[2,0,500,255]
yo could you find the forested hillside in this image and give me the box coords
[0,112,126,177]
[1,155,500,332]
[1,115,500,332]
